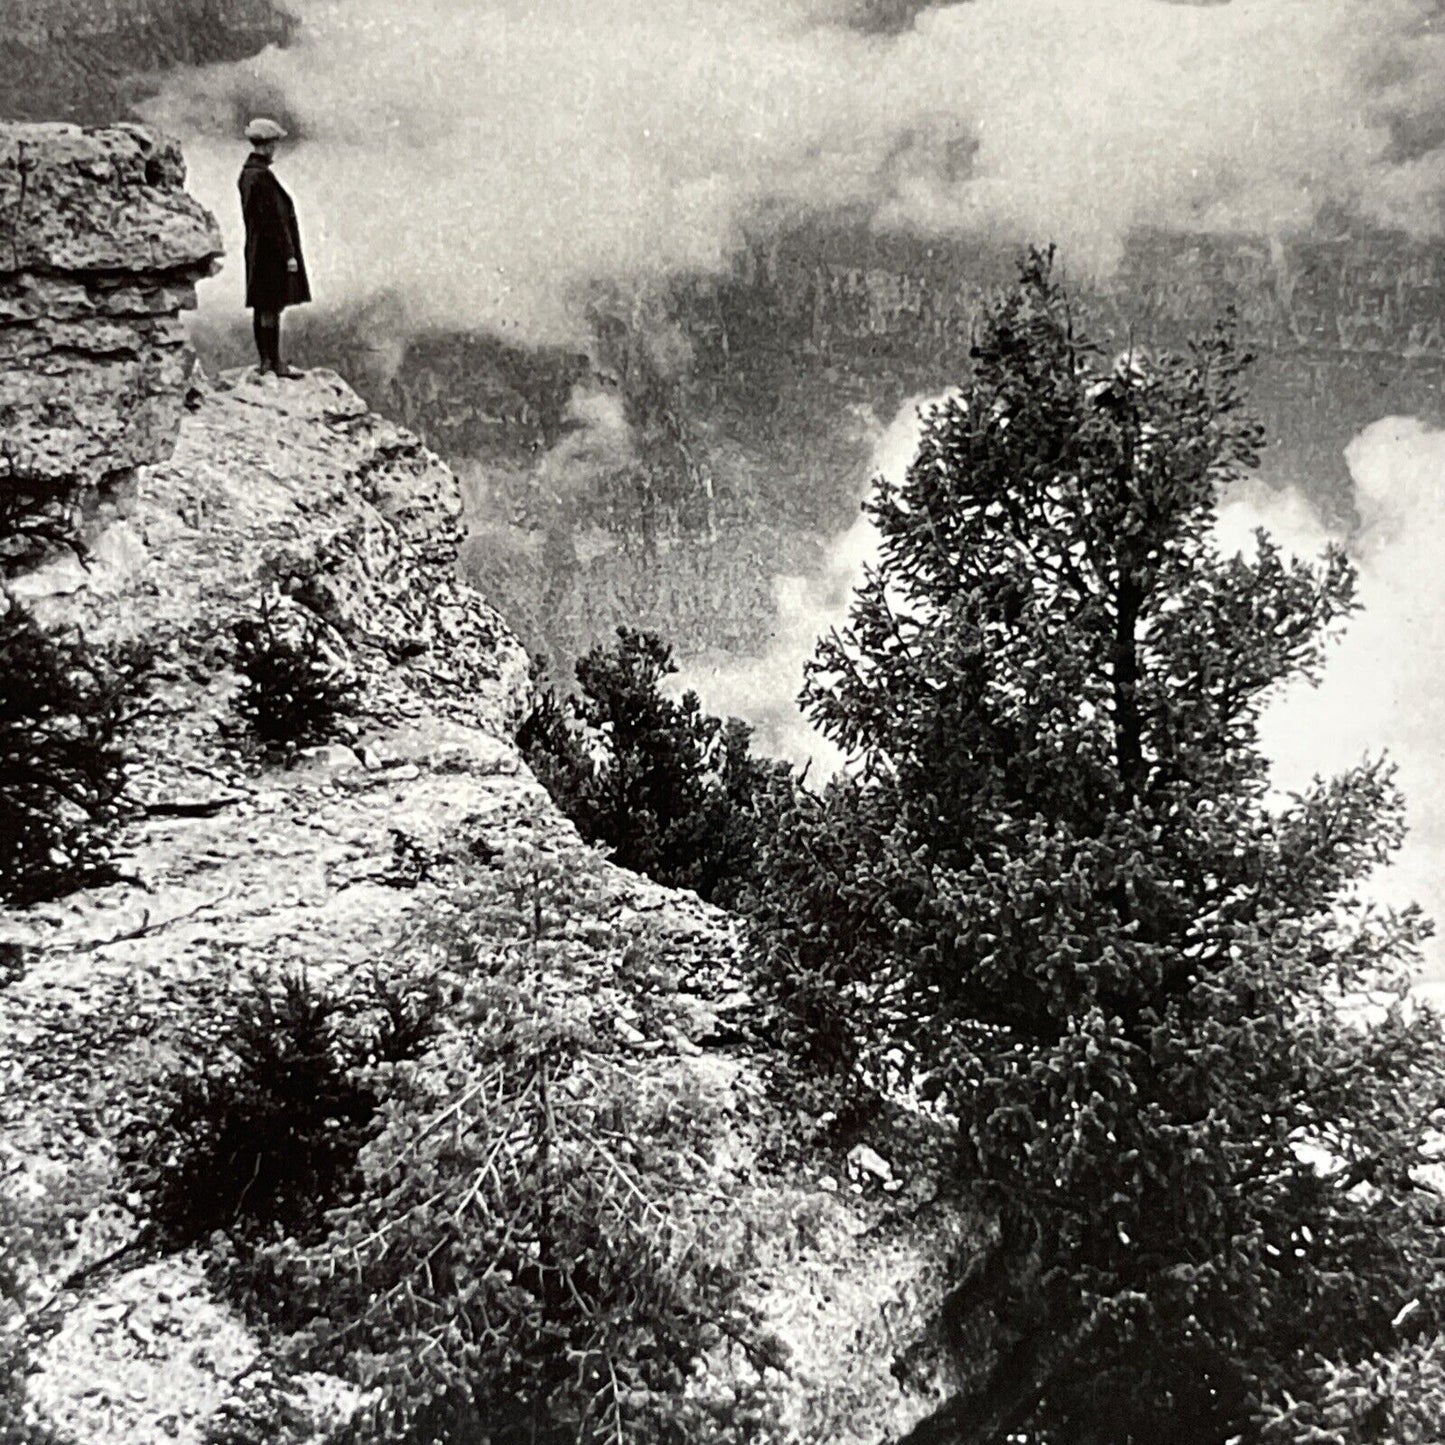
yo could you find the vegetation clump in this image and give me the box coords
[751,254,1445,1445]
[520,628,791,906]
[0,480,82,575]
[231,592,358,751]
[174,838,781,1445]
[0,597,150,906]
[122,967,439,1249]
[1259,1338,1445,1444]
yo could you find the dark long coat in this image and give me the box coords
[239,152,312,312]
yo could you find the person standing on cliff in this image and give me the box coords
[239,117,310,379]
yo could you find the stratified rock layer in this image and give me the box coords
[2,368,949,1445]
[0,122,222,491]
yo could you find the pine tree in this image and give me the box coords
[753,255,1445,1444]
[520,629,791,906]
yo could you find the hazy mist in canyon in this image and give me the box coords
[120,0,1445,966]
[146,0,1445,341]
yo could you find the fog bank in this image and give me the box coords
[145,0,1445,341]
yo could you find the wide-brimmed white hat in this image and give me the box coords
[244,117,287,142]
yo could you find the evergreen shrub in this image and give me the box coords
[121,967,440,1249]
[750,254,1445,1445]
[231,593,358,749]
[0,598,150,905]
[243,839,783,1445]
[520,630,792,907]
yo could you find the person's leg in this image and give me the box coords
[252,309,273,371]
[253,309,280,373]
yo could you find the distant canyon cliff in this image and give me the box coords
[1,0,292,124]
[262,223,1443,686]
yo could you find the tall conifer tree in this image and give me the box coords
[754,256,1445,1444]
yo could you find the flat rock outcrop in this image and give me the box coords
[0,122,222,494]
[2,365,536,1155]
[1,364,950,1445]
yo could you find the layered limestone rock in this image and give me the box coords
[0,122,222,494]
[2,366,948,1445]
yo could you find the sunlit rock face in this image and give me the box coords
[1,356,938,1445]
[0,122,222,494]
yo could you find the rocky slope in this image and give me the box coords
[0,125,950,1445]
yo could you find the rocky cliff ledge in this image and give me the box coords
[0,123,222,495]
[0,127,947,1445]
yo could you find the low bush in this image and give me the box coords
[0,480,82,575]
[121,967,440,1250]
[231,593,358,750]
[0,598,151,906]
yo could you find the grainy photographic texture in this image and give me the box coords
[4,3,1445,1443]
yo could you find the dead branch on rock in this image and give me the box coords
[57,889,234,955]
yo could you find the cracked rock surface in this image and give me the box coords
[1,366,728,1441]
[0,122,222,492]
[1,364,952,1445]
[2,363,959,1445]
[4,366,535,1162]
[0,118,953,1440]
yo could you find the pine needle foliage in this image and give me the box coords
[231,592,358,749]
[751,254,1445,1445]
[251,836,781,1445]
[1259,1336,1445,1444]
[0,598,151,905]
[520,630,791,907]
[122,968,440,1248]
